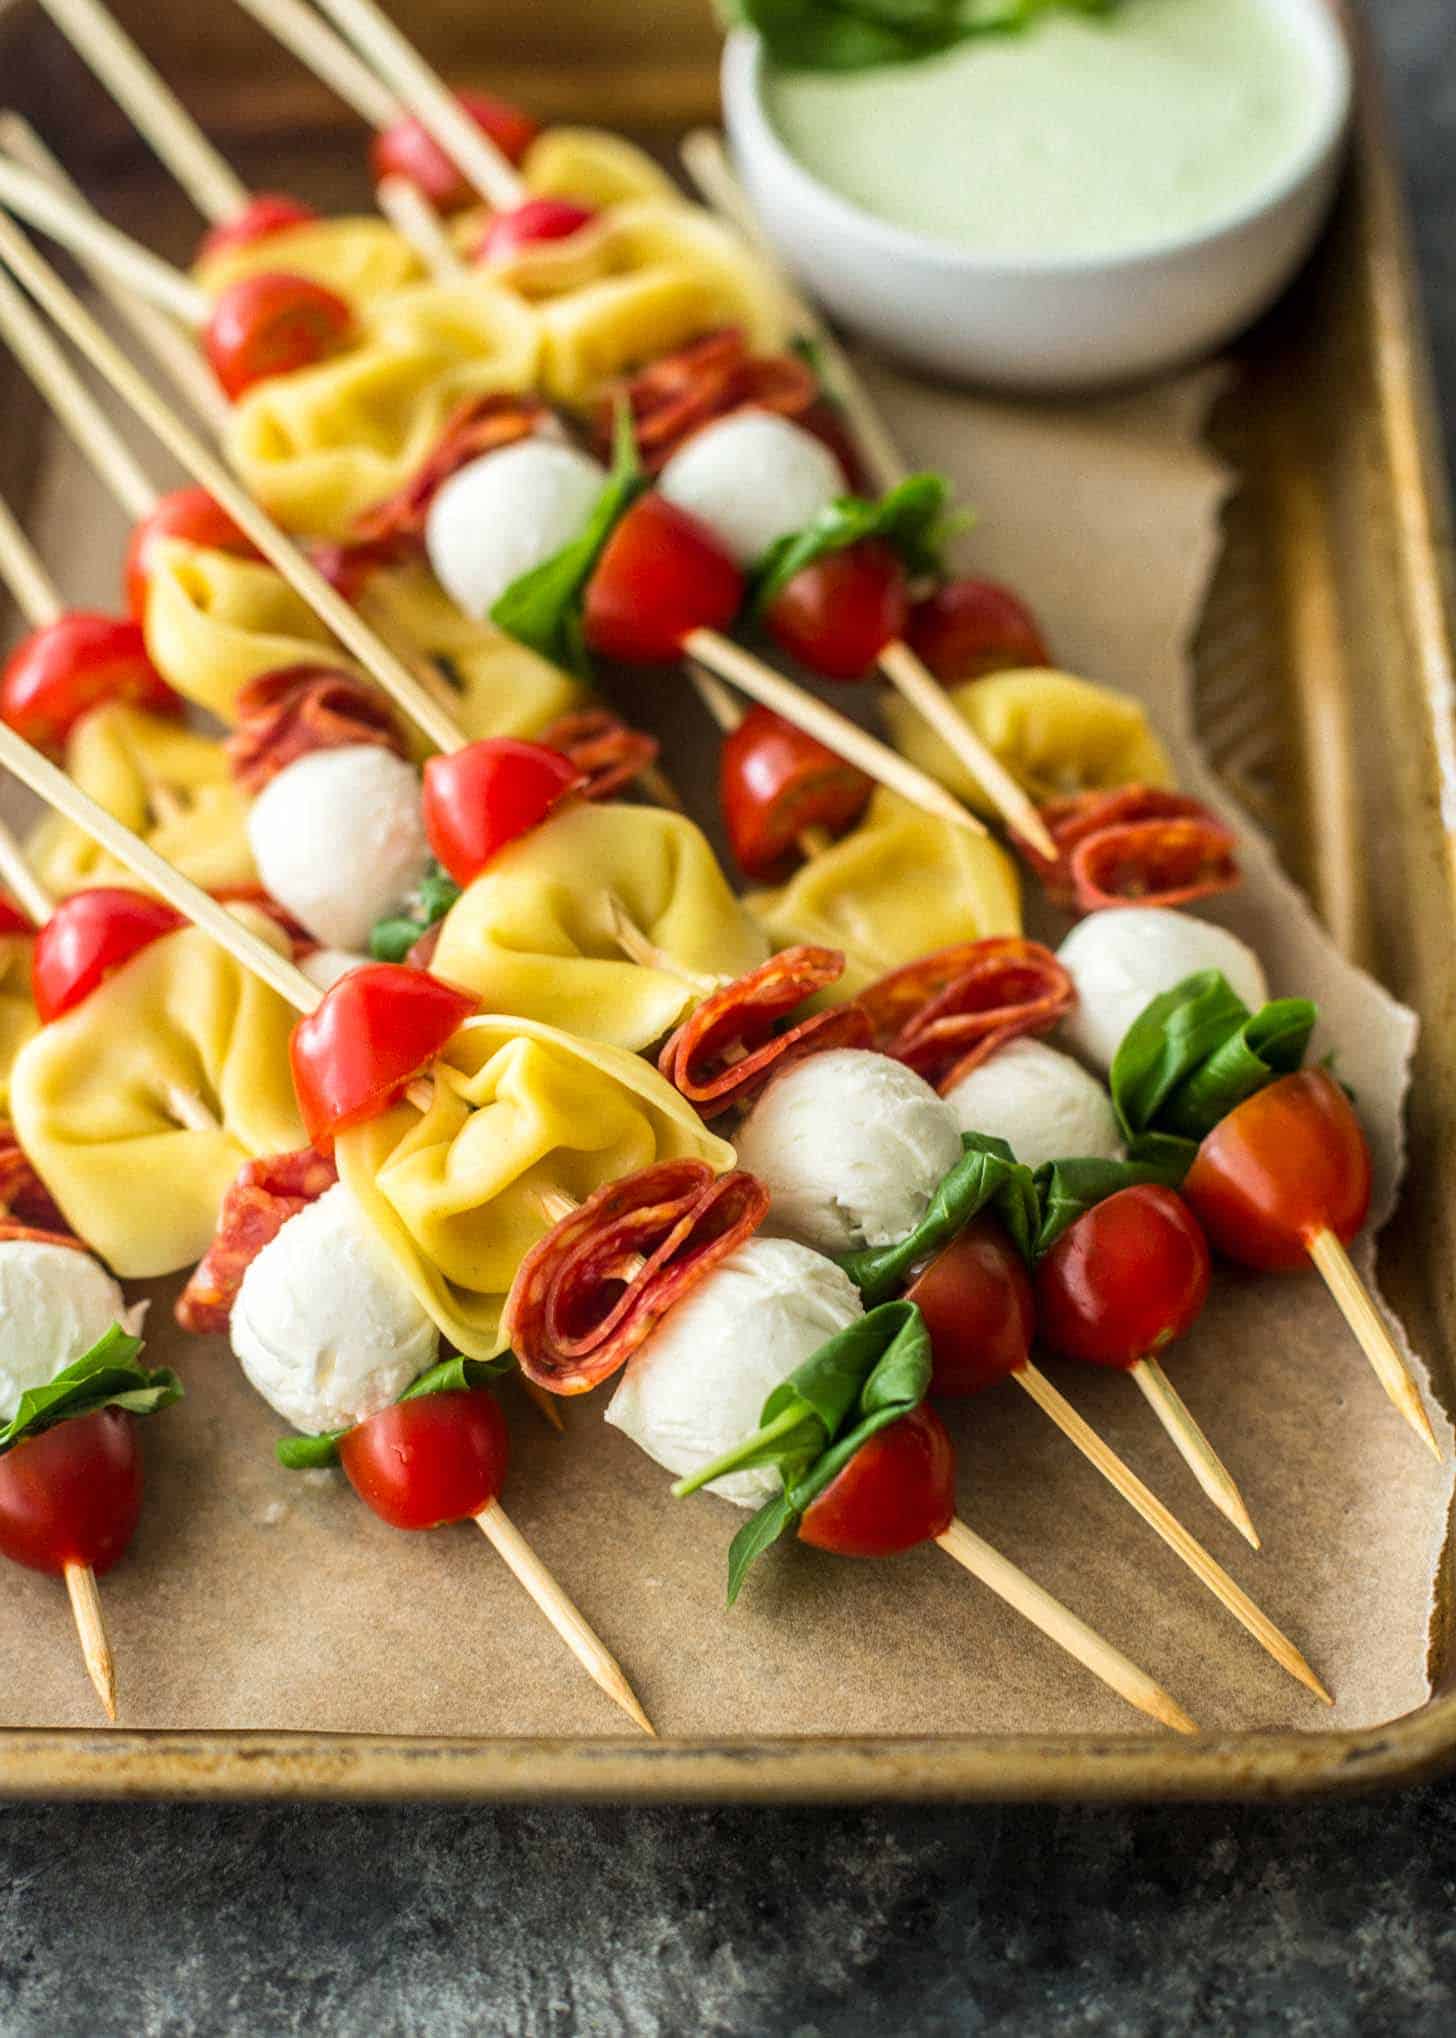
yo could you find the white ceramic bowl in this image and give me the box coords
[721,3,1352,394]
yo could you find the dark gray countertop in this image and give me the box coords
[4,6,1456,2033]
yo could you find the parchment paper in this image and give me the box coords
[0,362,1449,1741]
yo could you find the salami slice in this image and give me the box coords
[1069,815,1240,913]
[597,328,839,475]
[176,1146,338,1334]
[354,393,549,543]
[0,1122,76,1244]
[859,938,1075,1090]
[227,664,405,795]
[309,534,415,604]
[505,1160,768,1394]
[539,707,660,803]
[1019,787,1234,911]
[658,946,869,1120]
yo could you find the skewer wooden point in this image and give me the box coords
[475,1498,655,1735]
[1013,1361,1332,1703]
[64,1561,117,1721]
[1307,1228,1442,1461]
[933,1518,1197,1735]
[1130,1355,1261,1550]
[522,1380,565,1434]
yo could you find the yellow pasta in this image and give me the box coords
[429,801,768,1052]
[193,215,424,306]
[337,1015,734,1360]
[143,540,336,724]
[451,125,684,257]
[884,668,1176,813]
[748,789,1023,1001]
[10,911,305,1276]
[0,932,36,1118]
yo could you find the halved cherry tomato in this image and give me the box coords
[476,197,597,265]
[369,91,540,211]
[719,705,871,880]
[1,613,183,752]
[289,963,478,1147]
[1035,1184,1211,1371]
[195,193,320,267]
[908,577,1051,684]
[421,738,583,887]
[339,1386,509,1531]
[32,889,185,1024]
[124,488,259,619]
[906,1216,1035,1397]
[0,896,33,937]
[0,1407,143,1575]
[765,539,908,682]
[1183,1069,1371,1274]
[798,1403,956,1558]
[582,493,743,665]
[204,273,355,403]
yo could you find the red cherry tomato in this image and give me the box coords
[476,197,596,265]
[1,613,183,752]
[338,1386,509,1531]
[906,1216,1035,1397]
[124,488,259,619]
[908,577,1051,684]
[289,962,478,1147]
[1035,1184,1211,1371]
[582,493,744,665]
[798,1403,956,1558]
[369,91,540,211]
[719,705,871,881]
[204,272,355,403]
[0,896,33,937]
[32,889,185,1024]
[765,539,909,682]
[422,738,583,886]
[0,1408,143,1575]
[1183,1069,1371,1273]
[195,192,320,267]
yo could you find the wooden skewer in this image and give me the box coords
[1012,1360,1330,1702]
[933,1519,1196,1734]
[1306,1228,1441,1460]
[1130,1355,1260,1549]
[64,1559,117,1721]
[0,159,210,324]
[602,892,727,996]
[0,487,63,633]
[232,0,399,130]
[375,174,467,277]
[690,662,831,858]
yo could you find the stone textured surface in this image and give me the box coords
[2,6,1456,2035]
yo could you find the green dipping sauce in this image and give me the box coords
[763,0,1337,261]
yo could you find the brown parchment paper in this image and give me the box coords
[0,361,1448,1743]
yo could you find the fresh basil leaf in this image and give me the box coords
[489,403,644,676]
[0,1323,180,1456]
[726,1493,796,1605]
[1031,1156,1186,1257]
[1109,970,1317,1150]
[276,1351,512,1469]
[1109,971,1249,1135]
[368,857,461,961]
[784,1303,932,1515]
[723,0,1116,73]
[276,1428,347,1471]
[839,1132,1038,1302]
[1159,998,1316,1142]
[368,916,421,963]
[753,473,963,613]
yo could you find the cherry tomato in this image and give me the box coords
[798,1403,956,1558]
[369,91,540,211]
[582,494,744,665]
[476,197,597,265]
[195,192,319,267]
[422,738,582,886]
[908,577,1051,684]
[289,962,478,1147]
[1183,1069,1371,1273]
[1035,1184,1211,1371]
[339,1386,509,1531]
[719,705,871,880]
[906,1216,1035,1397]
[765,539,909,682]
[204,272,355,403]
[32,889,185,1024]
[0,896,33,937]
[0,1408,143,1575]
[124,488,259,619]
[1,613,183,752]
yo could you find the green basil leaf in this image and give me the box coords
[722,0,1116,73]
[368,916,422,963]
[784,1303,932,1514]
[277,1351,512,1469]
[725,1493,796,1605]
[1109,969,1318,1150]
[1031,1156,1187,1257]
[276,1428,347,1471]
[0,1324,180,1457]
[839,1132,1038,1302]
[753,473,963,613]
[1109,970,1250,1136]
[368,858,461,962]
[1158,998,1317,1142]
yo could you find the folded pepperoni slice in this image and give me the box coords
[505,1159,768,1394]
[176,1145,338,1334]
[598,328,829,474]
[859,938,1075,1090]
[538,707,660,804]
[227,664,404,795]
[658,946,869,1121]
[354,393,550,543]
[0,1122,74,1242]
[1020,787,1215,909]
[1069,815,1240,914]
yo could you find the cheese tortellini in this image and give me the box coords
[429,801,769,1051]
[143,541,336,724]
[884,668,1176,814]
[194,215,424,306]
[337,1015,735,1361]
[748,789,1023,1001]
[0,929,36,1116]
[10,913,305,1276]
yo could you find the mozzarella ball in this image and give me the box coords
[232,1182,438,1435]
[944,1038,1123,1170]
[0,1244,135,1423]
[735,1048,962,1257]
[606,1237,863,1507]
[1058,909,1268,1072]
[247,745,429,951]
[298,947,369,994]
[657,412,844,567]
[426,440,607,620]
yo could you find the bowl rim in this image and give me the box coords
[722,0,1354,281]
